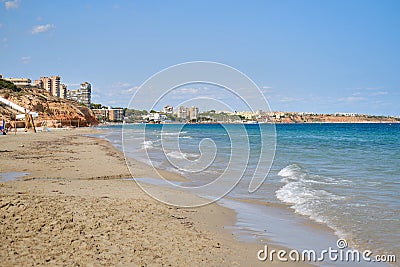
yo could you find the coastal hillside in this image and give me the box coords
[268,113,400,123]
[0,79,97,127]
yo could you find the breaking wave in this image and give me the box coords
[276,164,345,225]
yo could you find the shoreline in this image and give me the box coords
[98,125,397,266]
[96,127,368,263]
[97,121,400,126]
[0,128,312,266]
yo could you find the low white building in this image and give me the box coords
[3,77,32,87]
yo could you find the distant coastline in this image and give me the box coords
[2,81,398,128]
[98,120,400,127]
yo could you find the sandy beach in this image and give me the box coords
[0,128,310,266]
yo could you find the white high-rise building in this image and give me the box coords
[175,106,199,121]
[176,106,187,119]
[188,106,199,121]
[66,82,92,107]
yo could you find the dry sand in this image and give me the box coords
[0,128,310,266]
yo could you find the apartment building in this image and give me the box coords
[92,107,124,122]
[32,76,68,99]
[175,106,199,121]
[66,82,91,107]
[176,106,187,119]
[33,76,60,97]
[187,106,199,121]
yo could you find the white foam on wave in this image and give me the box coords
[277,164,303,177]
[142,140,154,149]
[161,131,188,136]
[276,164,345,228]
[277,164,351,186]
[166,151,199,160]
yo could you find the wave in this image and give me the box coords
[276,164,345,225]
[277,164,351,186]
[277,163,304,179]
[166,151,199,160]
[161,131,188,136]
[142,140,154,149]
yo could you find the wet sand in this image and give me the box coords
[0,128,310,266]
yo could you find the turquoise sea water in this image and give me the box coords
[100,123,399,259]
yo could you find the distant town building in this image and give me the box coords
[92,107,124,122]
[33,79,42,88]
[334,112,357,117]
[175,106,199,121]
[298,112,316,116]
[234,111,255,120]
[162,105,173,114]
[187,106,199,121]
[142,112,167,123]
[176,106,187,119]
[3,77,32,87]
[109,108,123,121]
[66,82,91,107]
[59,83,67,99]
[34,76,61,97]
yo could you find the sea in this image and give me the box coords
[97,123,399,265]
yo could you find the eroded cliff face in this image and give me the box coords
[0,87,98,127]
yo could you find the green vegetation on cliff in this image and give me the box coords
[0,79,21,92]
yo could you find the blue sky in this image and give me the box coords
[0,0,399,115]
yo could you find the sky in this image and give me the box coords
[0,0,399,115]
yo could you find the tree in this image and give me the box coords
[90,103,104,109]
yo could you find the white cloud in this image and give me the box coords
[31,24,55,35]
[338,96,367,103]
[21,56,30,64]
[171,87,199,95]
[111,81,133,88]
[369,91,388,96]
[5,0,20,10]
[344,89,389,100]
[109,82,139,95]
[279,97,304,102]
[2,37,8,47]
[122,86,139,94]
[261,86,274,94]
